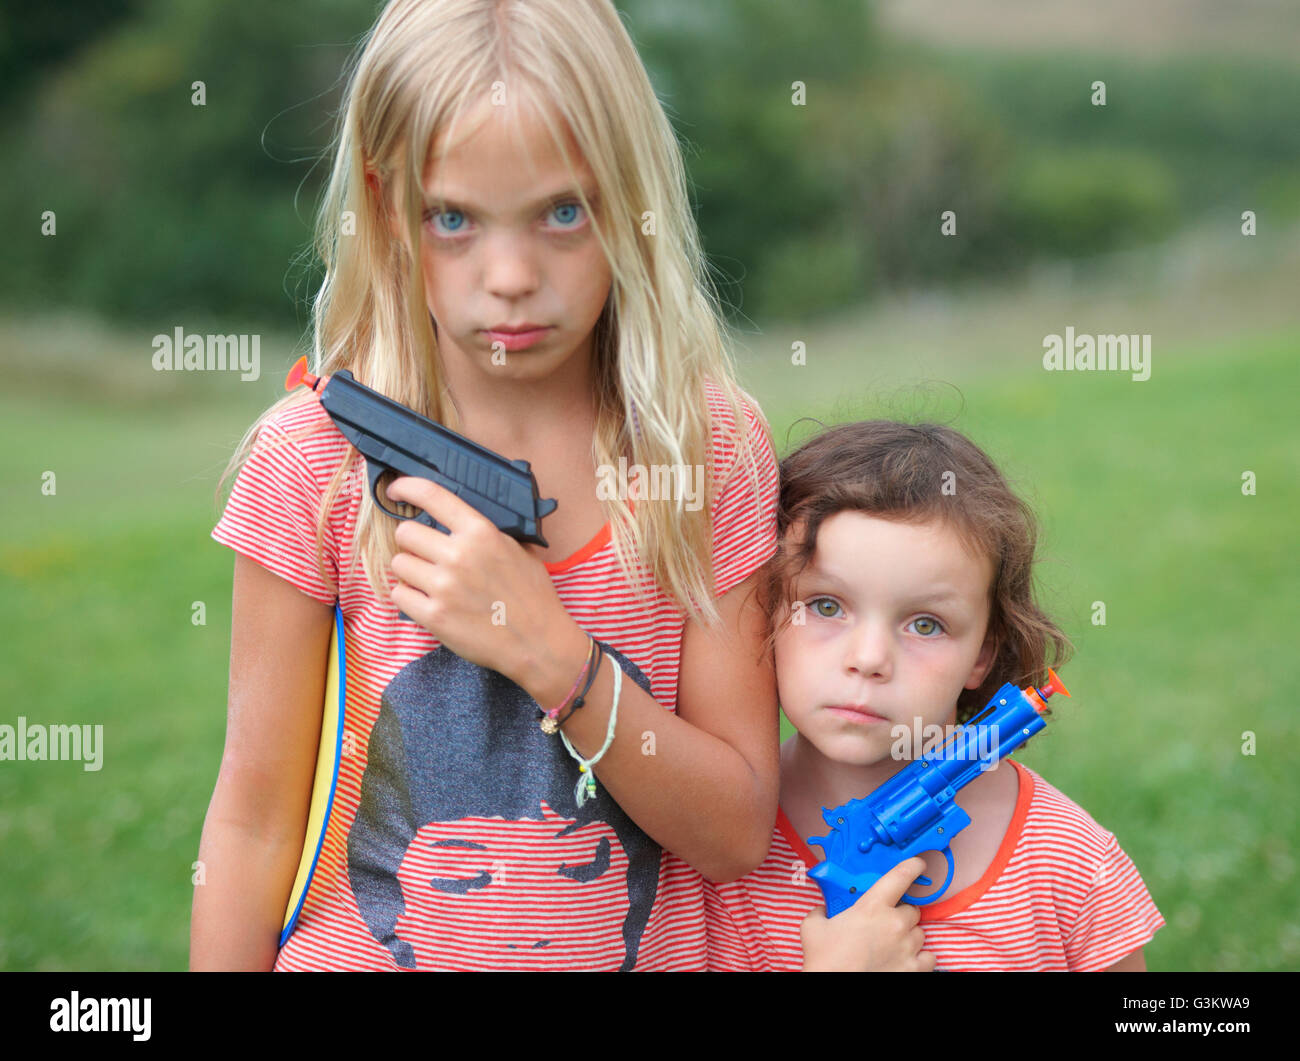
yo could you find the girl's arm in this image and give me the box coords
[524,568,779,882]
[1105,948,1147,971]
[384,475,780,883]
[189,554,334,970]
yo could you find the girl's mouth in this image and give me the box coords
[483,327,552,351]
[825,704,889,724]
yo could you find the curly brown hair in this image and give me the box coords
[758,420,1073,724]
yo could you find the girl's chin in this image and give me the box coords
[799,731,897,769]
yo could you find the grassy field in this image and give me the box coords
[1,225,1297,969]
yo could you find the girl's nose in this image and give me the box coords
[483,231,541,299]
[844,619,892,680]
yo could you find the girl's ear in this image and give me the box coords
[964,627,998,690]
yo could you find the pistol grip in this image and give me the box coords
[394,508,451,623]
[373,466,452,622]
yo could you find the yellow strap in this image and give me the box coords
[280,610,343,938]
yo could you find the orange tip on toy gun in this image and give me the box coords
[808,669,1070,916]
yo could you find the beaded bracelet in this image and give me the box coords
[539,637,597,735]
[544,636,594,717]
[553,642,603,729]
[560,656,622,807]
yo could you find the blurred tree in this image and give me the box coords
[812,62,1016,292]
[0,0,138,109]
[4,0,1294,327]
[619,0,877,320]
[5,0,375,324]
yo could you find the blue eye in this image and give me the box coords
[549,201,585,228]
[426,208,466,236]
[909,616,944,637]
[424,201,586,238]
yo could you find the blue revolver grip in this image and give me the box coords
[808,801,970,915]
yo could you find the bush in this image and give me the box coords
[809,64,1017,291]
[995,145,1181,260]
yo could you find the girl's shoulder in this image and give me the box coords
[1011,761,1122,864]
[256,391,346,451]
[700,376,768,435]
[1003,763,1164,966]
[243,394,358,489]
[698,376,775,481]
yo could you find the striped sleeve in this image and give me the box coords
[211,415,339,606]
[1064,834,1166,971]
[708,390,780,599]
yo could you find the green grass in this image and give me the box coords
[1,312,1297,970]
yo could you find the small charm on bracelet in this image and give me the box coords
[539,715,559,735]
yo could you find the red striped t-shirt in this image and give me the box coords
[211,377,779,970]
[705,759,1165,971]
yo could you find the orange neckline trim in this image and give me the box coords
[778,758,1034,921]
[543,522,612,574]
[541,496,632,575]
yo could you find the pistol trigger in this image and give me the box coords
[413,510,451,535]
[368,463,402,518]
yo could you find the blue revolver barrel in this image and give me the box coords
[807,671,1068,916]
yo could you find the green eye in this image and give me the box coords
[810,598,841,618]
[911,617,941,636]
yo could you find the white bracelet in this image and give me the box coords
[560,654,622,808]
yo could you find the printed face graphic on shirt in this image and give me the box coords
[390,804,633,967]
[348,639,660,970]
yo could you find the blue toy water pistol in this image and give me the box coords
[807,669,1070,916]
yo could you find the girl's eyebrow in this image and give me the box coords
[800,566,970,609]
[900,590,969,610]
[423,182,599,214]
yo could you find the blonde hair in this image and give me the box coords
[217,0,770,627]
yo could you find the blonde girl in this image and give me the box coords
[192,0,779,971]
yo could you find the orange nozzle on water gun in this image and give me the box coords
[285,355,328,392]
[1024,668,1070,714]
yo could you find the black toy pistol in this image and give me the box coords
[285,356,558,617]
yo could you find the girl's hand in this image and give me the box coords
[800,857,937,972]
[384,476,576,685]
